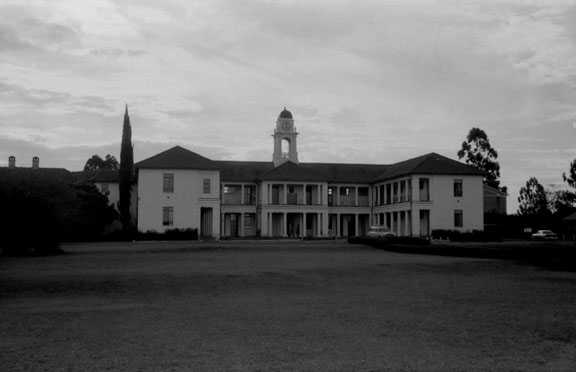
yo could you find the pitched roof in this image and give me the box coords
[564,212,576,221]
[135,146,218,170]
[74,169,119,183]
[214,160,274,182]
[133,146,483,183]
[0,167,74,185]
[258,161,388,183]
[372,153,484,182]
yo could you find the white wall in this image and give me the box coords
[411,174,484,233]
[137,169,220,237]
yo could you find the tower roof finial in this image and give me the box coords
[279,107,293,119]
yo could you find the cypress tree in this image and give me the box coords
[119,104,134,230]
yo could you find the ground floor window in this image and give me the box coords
[162,206,174,226]
[454,209,463,228]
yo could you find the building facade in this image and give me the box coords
[135,109,485,239]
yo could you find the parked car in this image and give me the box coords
[531,230,558,240]
[366,226,396,239]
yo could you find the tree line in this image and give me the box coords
[458,127,576,231]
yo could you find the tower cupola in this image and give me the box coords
[273,107,299,166]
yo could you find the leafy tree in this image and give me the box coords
[457,128,501,189]
[547,189,576,217]
[0,172,117,255]
[518,177,550,216]
[563,158,576,189]
[84,154,119,171]
[119,105,134,230]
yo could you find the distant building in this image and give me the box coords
[483,184,507,215]
[134,108,486,239]
[77,170,121,208]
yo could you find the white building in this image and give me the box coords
[135,108,485,238]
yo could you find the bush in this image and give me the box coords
[431,229,502,242]
[102,228,199,241]
[349,236,430,246]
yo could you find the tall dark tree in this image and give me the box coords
[518,177,549,216]
[457,128,501,189]
[84,154,119,171]
[119,104,134,230]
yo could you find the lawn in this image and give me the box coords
[1,240,576,371]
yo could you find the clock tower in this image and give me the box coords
[273,107,299,167]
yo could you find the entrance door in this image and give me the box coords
[419,209,430,237]
[229,213,239,238]
[200,207,213,238]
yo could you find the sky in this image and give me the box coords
[1,0,575,212]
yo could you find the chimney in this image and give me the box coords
[8,156,15,168]
[32,156,39,169]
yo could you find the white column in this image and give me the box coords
[336,213,341,237]
[283,212,287,237]
[354,187,358,206]
[336,186,340,206]
[240,184,245,205]
[283,184,288,205]
[302,213,307,237]
[354,214,359,236]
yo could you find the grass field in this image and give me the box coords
[1,240,576,371]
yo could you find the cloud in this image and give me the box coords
[1,0,576,213]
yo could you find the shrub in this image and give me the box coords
[431,229,502,242]
[349,236,430,246]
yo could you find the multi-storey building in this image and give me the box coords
[135,108,485,239]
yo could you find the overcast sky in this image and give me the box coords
[1,0,575,211]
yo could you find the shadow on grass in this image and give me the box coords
[350,238,576,272]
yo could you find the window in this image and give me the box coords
[419,178,430,201]
[163,173,174,193]
[454,209,463,228]
[244,185,256,205]
[100,183,109,194]
[393,183,399,203]
[400,180,406,202]
[203,178,211,194]
[454,179,463,197]
[386,184,392,204]
[162,206,174,226]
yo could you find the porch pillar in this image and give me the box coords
[336,213,341,237]
[239,213,245,237]
[283,184,288,205]
[283,212,287,237]
[354,214,359,236]
[336,186,340,206]
[240,185,245,205]
[354,187,358,206]
[302,213,307,238]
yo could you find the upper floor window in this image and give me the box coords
[162,206,174,226]
[386,184,392,204]
[454,179,463,197]
[244,185,256,205]
[203,178,211,194]
[454,209,463,228]
[419,178,430,201]
[163,173,174,193]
